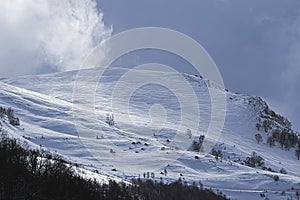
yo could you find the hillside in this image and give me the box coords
[0,67,300,200]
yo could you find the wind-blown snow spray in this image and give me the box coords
[0,0,111,77]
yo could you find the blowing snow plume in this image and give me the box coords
[0,0,112,77]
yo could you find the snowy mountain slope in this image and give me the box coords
[1,67,300,200]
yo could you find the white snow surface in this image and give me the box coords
[0,67,299,200]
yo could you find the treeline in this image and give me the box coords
[255,128,300,160]
[254,102,300,159]
[268,129,299,150]
[0,133,228,200]
[0,106,20,126]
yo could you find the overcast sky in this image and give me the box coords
[98,0,300,131]
[0,0,299,131]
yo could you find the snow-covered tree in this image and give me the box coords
[267,136,275,147]
[295,144,300,160]
[255,133,263,144]
[105,113,115,126]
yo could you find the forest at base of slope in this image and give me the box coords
[0,132,228,200]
